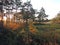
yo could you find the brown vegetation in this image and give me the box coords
[4,22,25,30]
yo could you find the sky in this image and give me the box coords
[22,0,60,19]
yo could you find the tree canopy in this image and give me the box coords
[38,7,48,21]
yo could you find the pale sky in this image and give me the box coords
[31,0,60,19]
[22,0,60,19]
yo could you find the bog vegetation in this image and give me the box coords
[0,0,60,45]
[0,20,60,45]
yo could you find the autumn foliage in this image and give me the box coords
[4,22,25,30]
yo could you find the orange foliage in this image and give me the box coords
[8,23,19,30]
[4,22,25,30]
[29,21,38,34]
[30,29,36,33]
